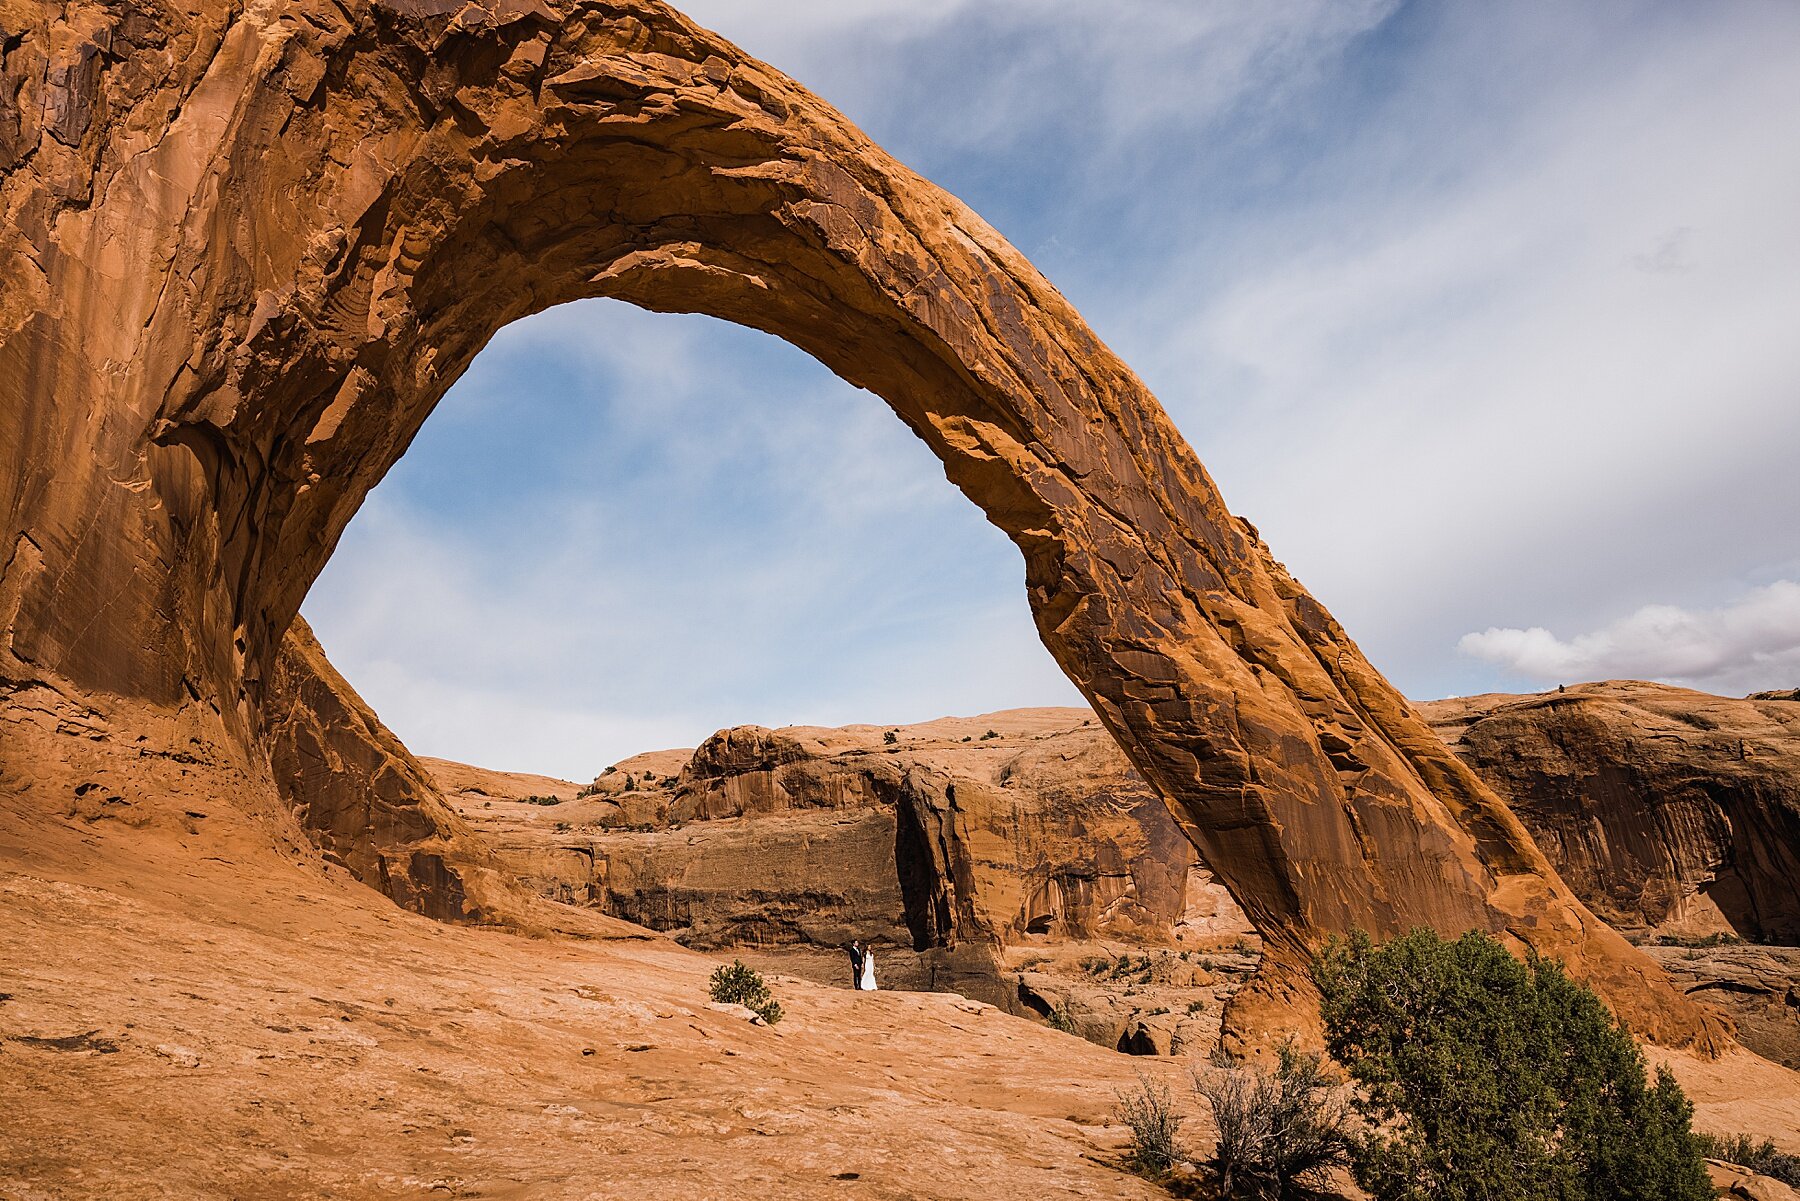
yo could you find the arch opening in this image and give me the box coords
[303,297,1083,779]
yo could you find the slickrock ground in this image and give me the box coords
[1420,682,1800,944]
[0,794,1207,1199]
[435,708,1260,1060]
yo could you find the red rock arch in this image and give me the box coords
[0,0,1720,1049]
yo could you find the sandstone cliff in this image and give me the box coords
[1421,682,1800,945]
[1647,944,1800,1072]
[264,617,484,920]
[261,616,646,937]
[437,708,1257,1046]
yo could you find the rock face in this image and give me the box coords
[262,616,642,936]
[264,617,484,920]
[1646,945,1800,1072]
[0,0,1716,1048]
[1421,683,1800,945]
[441,708,1257,1022]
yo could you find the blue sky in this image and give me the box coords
[305,0,1800,779]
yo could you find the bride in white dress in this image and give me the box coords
[857,945,878,991]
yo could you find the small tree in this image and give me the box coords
[1198,1044,1353,1199]
[1313,928,1712,1201]
[708,960,783,1025]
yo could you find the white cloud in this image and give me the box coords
[1459,582,1800,696]
[1130,2,1800,698]
[678,0,1399,155]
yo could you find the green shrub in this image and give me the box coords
[1695,1132,1800,1186]
[1115,1076,1185,1178]
[1046,1004,1079,1034]
[883,730,898,745]
[1107,954,1153,983]
[1645,930,1742,948]
[980,729,1000,740]
[1313,928,1713,1201]
[1197,1044,1353,1199]
[520,794,563,806]
[708,960,783,1025]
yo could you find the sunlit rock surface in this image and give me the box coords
[1421,682,1800,945]
[0,0,1715,1049]
[435,708,1260,1056]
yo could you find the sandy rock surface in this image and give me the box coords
[0,812,1197,1199]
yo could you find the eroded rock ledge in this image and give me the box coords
[434,708,1260,1057]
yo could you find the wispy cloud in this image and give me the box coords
[1459,582,1800,696]
[305,302,1082,780]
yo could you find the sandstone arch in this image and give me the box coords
[0,0,1722,1049]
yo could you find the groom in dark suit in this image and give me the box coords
[845,940,864,988]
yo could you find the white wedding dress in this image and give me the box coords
[858,949,878,991]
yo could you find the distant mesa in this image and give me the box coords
[1748,688,1800,702]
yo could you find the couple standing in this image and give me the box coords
[845,939,878,991]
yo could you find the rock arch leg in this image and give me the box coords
[0,0,1722,1050]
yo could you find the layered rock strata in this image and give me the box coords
[440,708,1258,1035]
[0,0,1715,1047]
[264,617,485,920]
[1646,944,1800,1072]
[1421,683,1800,944]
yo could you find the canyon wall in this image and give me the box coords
[438,709,1253,1004]
[1422,682,1800,945]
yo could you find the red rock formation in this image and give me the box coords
[1646,945,1800,1072]
[0,0,1718,1048]
[1421,683,1800,945]
[263,616,485,920]
[441,709,1253,1001]
[439,708,1262,1055]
